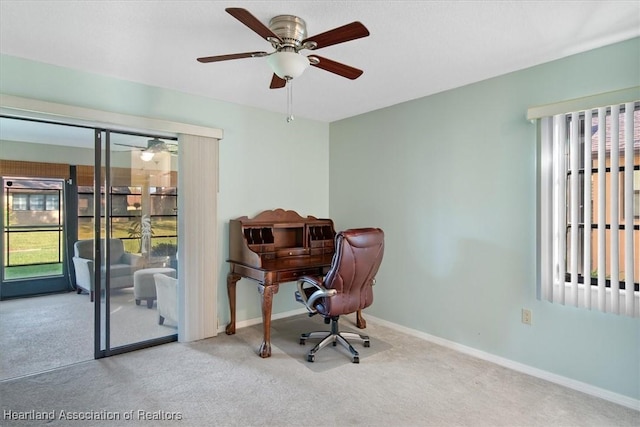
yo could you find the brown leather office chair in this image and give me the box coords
[295,227,384,363]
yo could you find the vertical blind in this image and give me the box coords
[539,101,639,317]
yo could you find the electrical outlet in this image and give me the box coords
[522,308,532,325]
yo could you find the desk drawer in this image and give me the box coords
[275,248,309,258]
[277,269,321,282]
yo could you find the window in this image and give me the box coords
[539,101,639,317]
[29,194,44,211]
[9,192,59,211]
[3,179,64,281]
[11,193,27,211]
[45,194,59,211]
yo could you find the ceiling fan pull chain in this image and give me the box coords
[286,79,294,123]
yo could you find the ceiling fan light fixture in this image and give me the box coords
[140,151,155,162]
[267,51,309,80]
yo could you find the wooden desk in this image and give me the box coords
[225,209,368,358]
[226,255,333,357]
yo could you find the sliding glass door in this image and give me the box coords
[1,116,179,362]
[96,130,179,354]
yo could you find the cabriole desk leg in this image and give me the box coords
[257,283,279,358]
[356,309,366,329]
[225,273,241,335]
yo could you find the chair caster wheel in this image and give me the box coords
[352,356,359,364]
[299,339,306,345]
[307,354,315,363]
[364,340,370,348]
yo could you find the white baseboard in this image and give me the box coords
[220,310,638,411]
[364,314,640,412]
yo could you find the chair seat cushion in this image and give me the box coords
[109,263,138,279]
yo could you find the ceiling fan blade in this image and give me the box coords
[113,139,176,156]
[226,8,282,43]
[302,21,369,50]
[308,55,363,80]
[269,74,287,89]
[197,51,268,63]
[113,142,144,149]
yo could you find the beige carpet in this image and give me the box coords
[253,314,392,372]
[0,290,176,381]
[1,313,637,426]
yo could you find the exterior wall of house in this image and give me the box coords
[330,37,640,401]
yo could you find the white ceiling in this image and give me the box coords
[1,1,639,123]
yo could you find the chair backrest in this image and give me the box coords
[322,228,384,317]
[73,239,125,262]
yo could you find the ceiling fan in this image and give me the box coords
[197,8,370,89]
[115,138,177,161]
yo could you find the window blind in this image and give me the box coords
[539,101,639,317]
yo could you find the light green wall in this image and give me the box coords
[0,54,330,324]
[329,37,640,400]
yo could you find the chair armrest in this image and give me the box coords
[296,275,337,314]
[72,257,94,289]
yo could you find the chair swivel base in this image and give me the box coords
[299,319,370,363]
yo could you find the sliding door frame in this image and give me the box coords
[1,94,221,346]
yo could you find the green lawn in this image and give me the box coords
[4,218,177,280]
[4,264,63,280]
